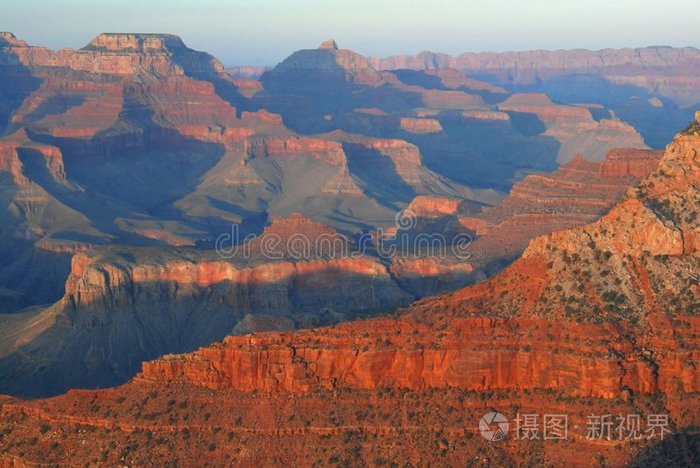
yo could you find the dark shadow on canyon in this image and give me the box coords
[471,72,696,149]
[0,41,42,135]
[630,427,700,467]
[0,259,484,397]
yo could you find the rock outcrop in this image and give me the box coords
[0,119,697,466]
[0,32,684,406]
[0,32,213,76]
[462,147,663,259]
[399,117,443,134]
[498,93,647,162]
[372,46,700,107]
[372,47,700,149]
[137,129,692,397]
[406,195,462,217]
[318,38,339,50]
[261,39,383,90]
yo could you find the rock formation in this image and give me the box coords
[261,39,383,90]
[372,46,700,107]
[498,93,647,162]
[461,147,664,259]
[0,33,680,402]
[0,115,697,466]
[371,46,700,148]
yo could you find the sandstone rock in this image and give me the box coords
[318,38,339,50]
[407,195,461,217]
[225,65,271,80]
[499,93,648,162]
[399,117,443,133]
[261,40,383,90]
[90,128,700,402]
[372,46,700,107]
[460,147,662,260]
[0,91,698,468]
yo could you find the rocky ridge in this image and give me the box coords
[0,115,697,466]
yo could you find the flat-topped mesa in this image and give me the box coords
[79,33,227,76]
[498,93,592,122]
[0,33,224,77]
[82,33,187,53]
[261,213,340,239]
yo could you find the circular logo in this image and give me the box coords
[394,209,417,231]
[479,411,509,441]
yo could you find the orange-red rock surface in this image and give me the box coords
[0,122,697,466]
[0,32,682,402]
[407,195,462,217]
[461,147,663,260]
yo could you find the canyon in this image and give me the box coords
[0,103,697,467]
[0,141,662,396]
[0,33,698,463]
[370,46,700,149]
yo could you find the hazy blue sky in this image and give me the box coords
[1,0,698,66]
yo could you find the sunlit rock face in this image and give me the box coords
[1,123,698,466]
[0,33,693,448]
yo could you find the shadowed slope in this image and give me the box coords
[0,115,697,466]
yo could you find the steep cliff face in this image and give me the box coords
[0,140,668,395]
[399,117,443,134]
[61,249,409,315]
[406,195,462,217]
[325,130,474,198]
[135,119,685,397]
[0,128,108,311]
[0,121,697,466]
[258,41,647,179]
[4,35,243,140]
[460,147,663,260]
[2,33,511,252]
[1,33,688,410]
[175,127,490,232]
[2,32,225,77]
[498,93,647,162]
[261,39,384,91]
[372,46,700,149]
[135,120,699,396]
[0,32,249,241]
[0,213,419,396]
[372,46,700,106]
[138,314,643,397]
